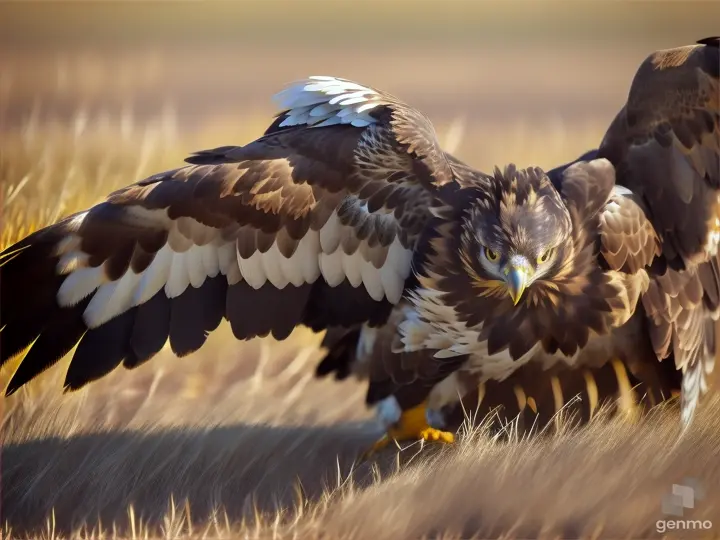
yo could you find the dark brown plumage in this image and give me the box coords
[1,39,718,447]
[593,38,720,426]
[319,37,719,436]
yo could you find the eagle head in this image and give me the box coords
[415,161,617,359]
[459,164,573,306]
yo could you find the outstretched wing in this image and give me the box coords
[598,37,720,270]
[597,37,720,426]
[0,76,469,394]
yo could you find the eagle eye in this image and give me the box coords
[484,247,500,262]
[537,248,554,264]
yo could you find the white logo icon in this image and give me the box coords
[661,478,705,517]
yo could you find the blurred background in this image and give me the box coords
[2,2,720,537]
[2,1,719,164]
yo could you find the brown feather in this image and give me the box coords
[598,39,720,270]
[439,353,680,433]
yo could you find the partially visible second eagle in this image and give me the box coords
[1,38,718,449]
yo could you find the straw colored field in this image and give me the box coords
[2,2,720,538]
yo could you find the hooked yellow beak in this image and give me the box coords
[503,263,530,306]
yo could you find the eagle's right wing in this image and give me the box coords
[0,76,471,394]
[596,37,720,427]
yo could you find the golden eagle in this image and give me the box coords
[1,38,718,450]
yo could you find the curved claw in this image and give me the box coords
[361,402,455,460]
[419,427,455,443]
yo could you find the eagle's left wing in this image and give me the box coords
[596,37,720,426]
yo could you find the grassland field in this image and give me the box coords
[2,2,720,539]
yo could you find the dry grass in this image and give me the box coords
[3,9,720,536]
[5,355,720,540]
[3,102,720,540]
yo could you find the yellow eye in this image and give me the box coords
[537,249,554,264]
[484,247,500,262]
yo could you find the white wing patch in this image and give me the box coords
[136,245,173,303]
[57,267,106,307]
[316,211,412,303]
[378,237,414,304]
[55,207,413,329]
[273,76,385,129]
[165,250,192,298]
[85,268,141,327]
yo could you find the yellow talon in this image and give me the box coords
[362,402,455,459]
[419,427,455,443]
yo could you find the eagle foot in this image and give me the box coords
[361,402,455,459]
